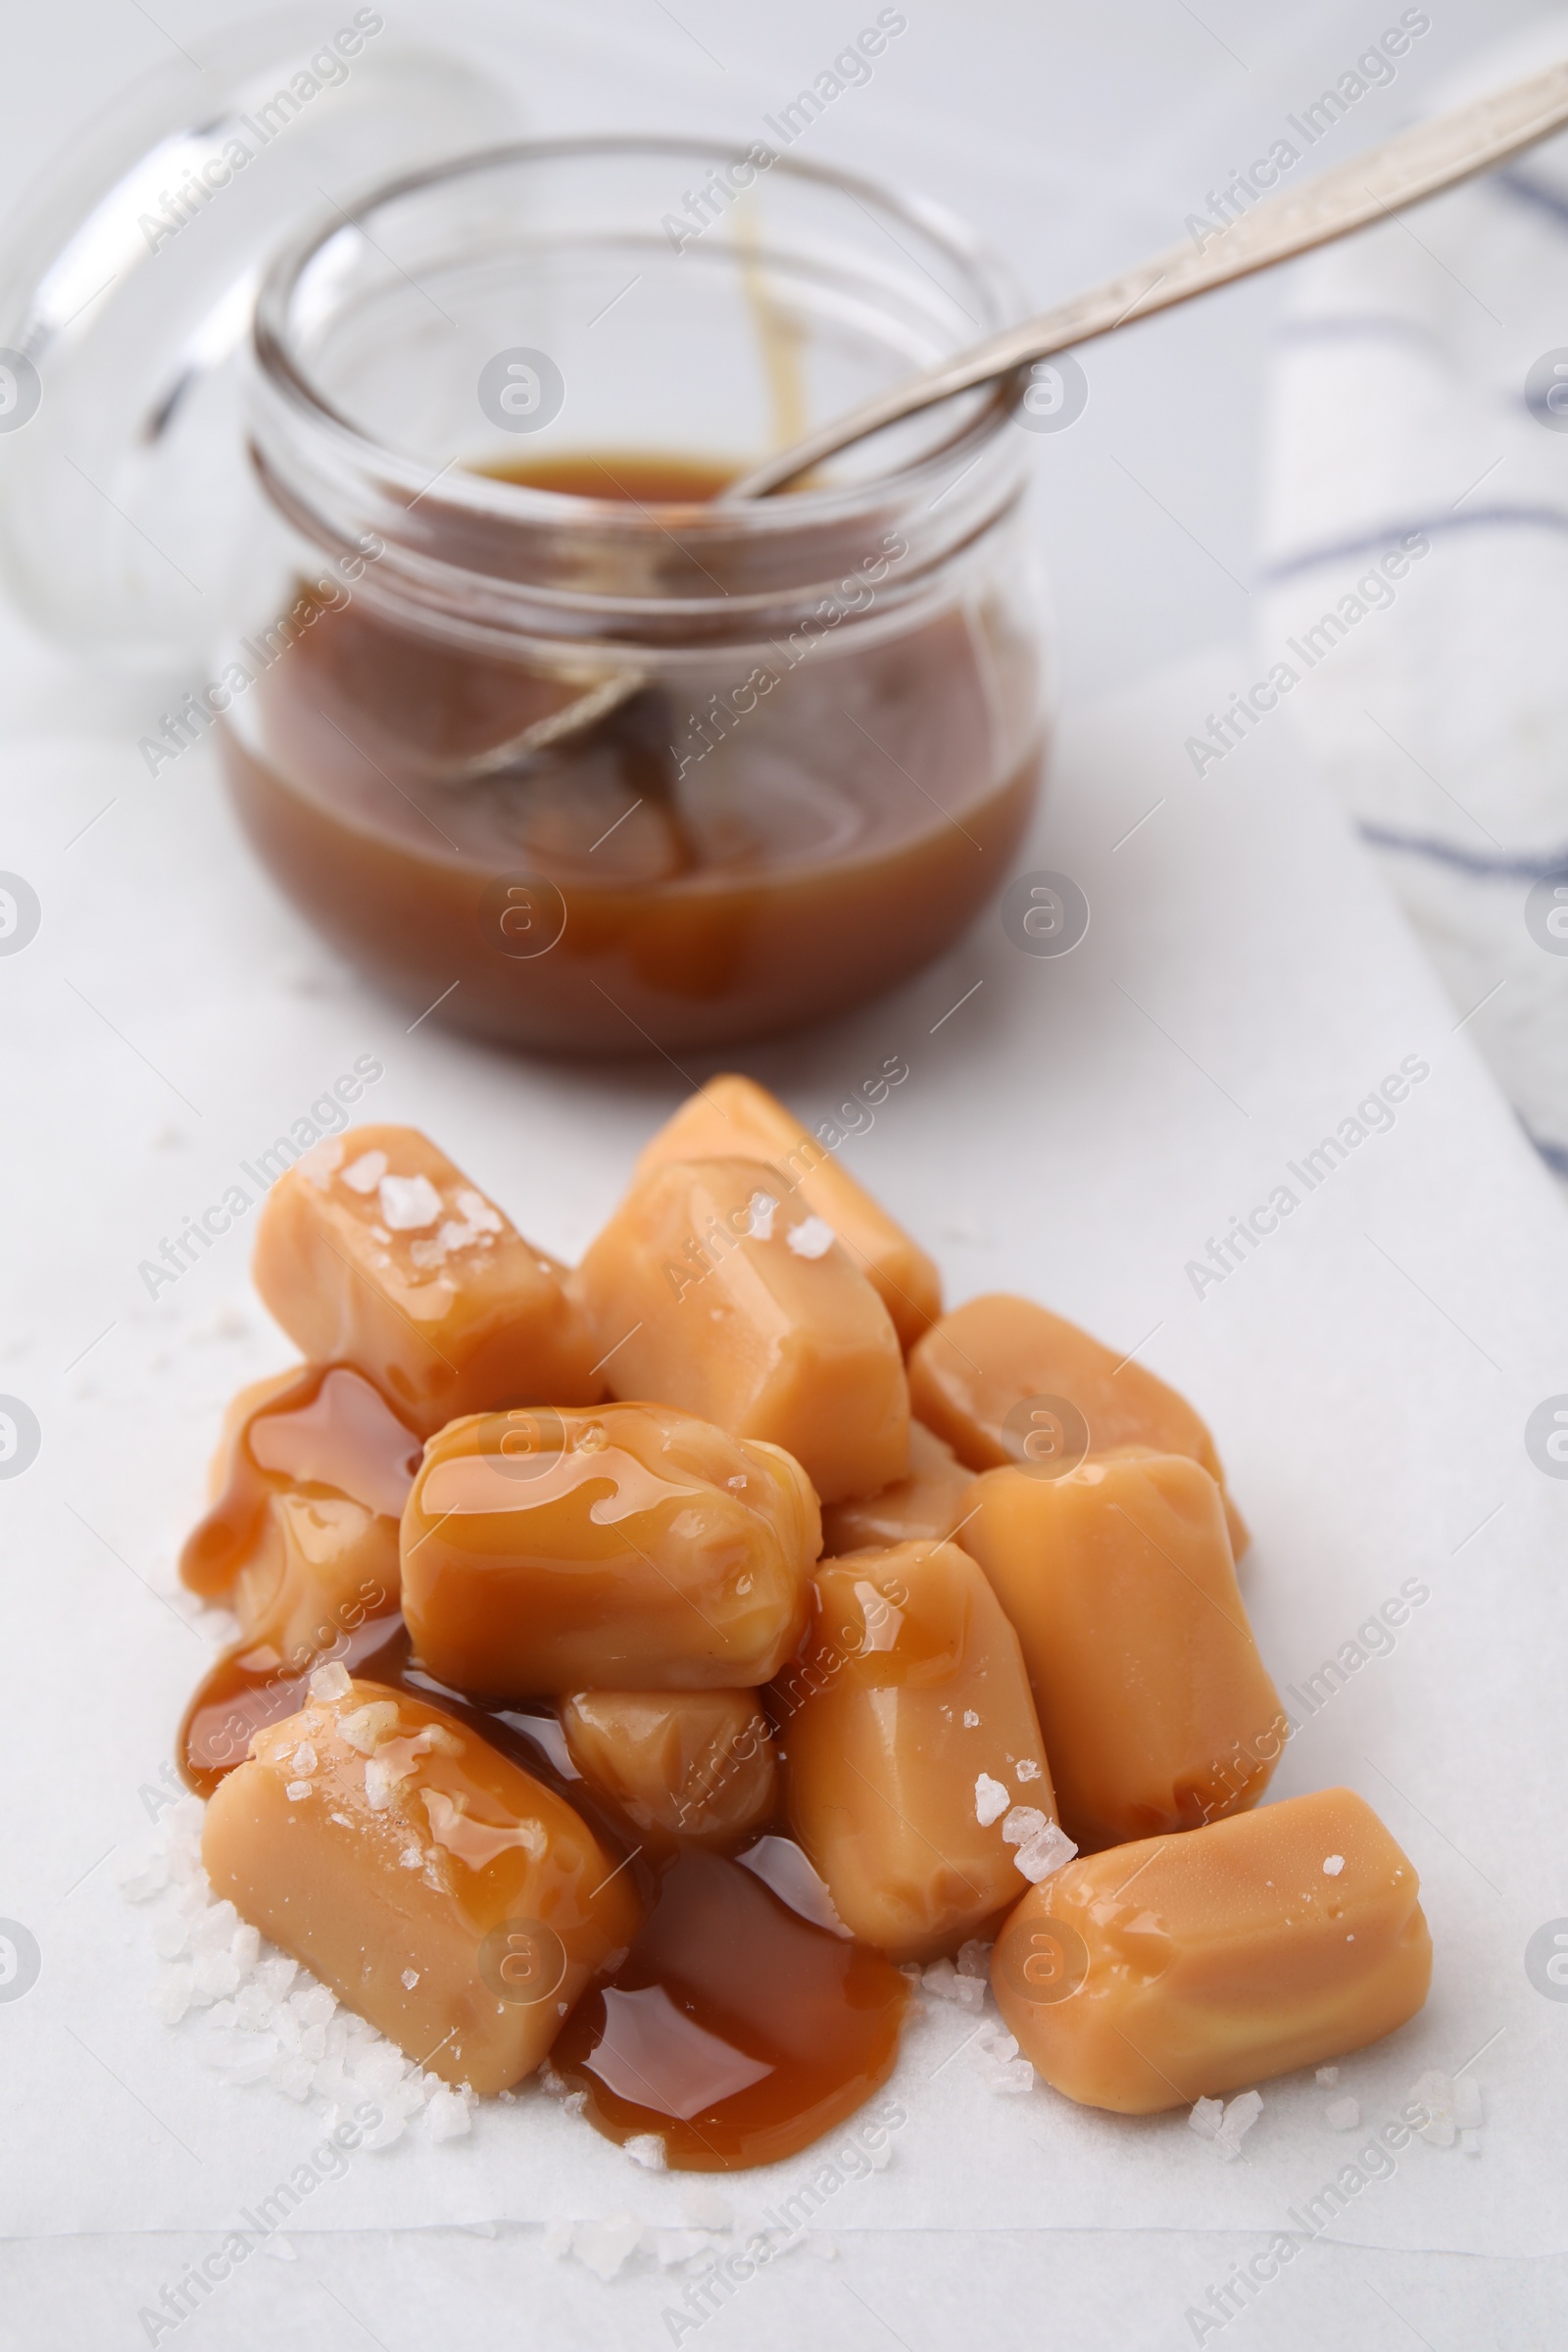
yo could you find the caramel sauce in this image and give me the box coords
[551,1847,907,2170]
[178,1607,908,2165]
[179,1363,423,1599]
[221,451,1040,1054]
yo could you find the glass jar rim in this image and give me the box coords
[251,128,1026,539]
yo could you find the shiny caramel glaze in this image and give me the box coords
[401,1402,819,1696]
[551,1847,907,2169]
[179,1362,423,1601]
[180,1612,907,2166]
[221,452,1041,1054]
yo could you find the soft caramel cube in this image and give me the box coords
[402,1401,819,1697]
[820,1421,974,1557]
[777,1540,1057,1961]
[991,1788,1432,2112]
[560,1690,776,1848]
[203,1675,640,2095]
[576,1157,908,1505]
[908,1294,1249,1557]
[962,1454,1282,1851]
[253,1124,605,1437]
[179,1365,420,1660]
[635,1075,941,1347]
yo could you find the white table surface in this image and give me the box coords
[4,6,1568,2349]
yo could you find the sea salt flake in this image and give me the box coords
[962,1710,980,1728]
[922,1956,986,2012]
[399,1845,424,1869]
[339,1150,387,1195]
[1013,1823,1077,1884]
[455,1189,503,1234]
[402,1969,420,1990]
[309,1662,353,1702]
[974,1773,1009,1827]
[1326,2096,1360,2131]
[424,2085,472,2141]
[1322,1854,1345,1877]
[1015,1759,1042,1782]
[625,2132,667,2170]
[285,1781,312,1802]
[379,1173,444,1231]
[290,1743,318,1775]
[341,1700,400,1754]
[786,1214,835,1258]
[745,1191,778,1240]
[956,1938,993,1980]
[300,1138,345,1189]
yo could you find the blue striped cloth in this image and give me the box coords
[1257,16,1568,1179]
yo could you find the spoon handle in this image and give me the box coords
[733,56,1568,497]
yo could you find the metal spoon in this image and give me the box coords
[446,53,1568,783]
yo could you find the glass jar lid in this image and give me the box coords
[0,6,520,663]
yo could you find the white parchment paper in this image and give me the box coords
[3,645,1566,2347]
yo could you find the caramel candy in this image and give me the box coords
[908,1293,1249,1557]
[576,1156,909,1505]
[777,1540,1058,1961]
[635,1075,941,1347]
[203,1675,640,2095]
[179,1365,420,1663]
[820,1421,974,1557]
[962,1453,1282,1851]
[991,1788,1432,2112]
[560,1690,776,1848]
[252,1124,605,1437]
[402,1401,819,1697]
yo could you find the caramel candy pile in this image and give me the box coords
[173,1083,1430,2168]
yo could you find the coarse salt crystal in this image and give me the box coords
[341,1700,400,1754]
[399,1845,424,1870]
[745,1192,778,1240]
[974,1773,1009,1827]
[455,1189,503,1234]
[379,1173,444,1231]
[290,1743,318,1775]
[309,1662,353,1702]
[285,1781,312,1802]
[402,1969,419,1990]
[1013,1822,1078,1884]
[1015,1759,1042,1783]
[1001,1806,1049,1846]
[1325,2096,1360,2131]
[424,2085,472,2142]
[339,1150,388,1195]
[300,1138,345,1189]
[625,2132,668,2170]
[786,1215,835,1258]
[962,1709,980,1728]
[922,1956,986,2012]
[956,1938,993,1980]
[1322,1855,1345,1876]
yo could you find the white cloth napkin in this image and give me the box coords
[1258,13,1568,1179]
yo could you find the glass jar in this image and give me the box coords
[226,135,1051,1054]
